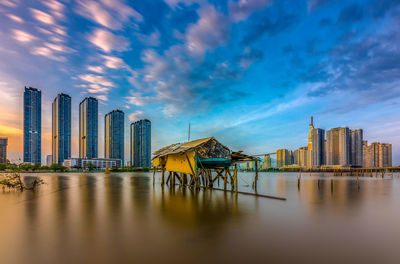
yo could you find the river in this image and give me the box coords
[0,172,399,264]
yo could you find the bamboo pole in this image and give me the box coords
[234,164,238,194]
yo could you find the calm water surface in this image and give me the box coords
[0,172,400,264]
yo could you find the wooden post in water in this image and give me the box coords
[224,169,228,190]
[234,164,238,194]
[161,169,165,185]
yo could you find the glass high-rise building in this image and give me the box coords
[79,97,98,159]
[0,137,7,164]
[105,110,124,163]
[350,129,363,167]
[23,86,41,164]
[52,93,71,165]
[130,119,151,167]
[312,128,325,167]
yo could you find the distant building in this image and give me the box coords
[294,147,308,168]
[326,127,350,166]
[105,110,124,163]
[363,141,392,168]
[52,93,71,165]
[63,158,122,170]
[46,155,53,166]
[24,86,41,164]
[350,129,363,167]
[0,138,7,164]
[130,119,151,167]
[262,155,272,169]
[276,149,292,168]
[79,97,98,159]
[312,128,325,167]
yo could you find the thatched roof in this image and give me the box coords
[153,137,231,159]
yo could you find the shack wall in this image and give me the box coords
[165,151,196,175]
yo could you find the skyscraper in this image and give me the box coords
[52,93,71,165]
[0,138,7,164]
[326,127,350,166]
[24,86,41,164]
[276,149,292,168]
[350,129,363,167]
[105,110,124,163]
[79,97,98,159]
[262,155,272,169]
[363,141,392,168]
[130,119,151,167]
[312,128,325,167]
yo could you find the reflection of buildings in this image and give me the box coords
[130,119,151,167]
[0,137,7,164]
[52,93,71,165]
[105,110,124,164]
[363,141,392,167]
[63,158,122,169]
[79,97,98,159]
[24,86,41,164]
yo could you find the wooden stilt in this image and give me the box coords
[234,164,238,194]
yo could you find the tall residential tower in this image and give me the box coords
[326,127,350,166]
[52,93,71,165]
[130,119,151,167]
[0,138,7,164]
[79,97,98,159]
[105,110,124,163]
[23,86,41,164]
[312,128,325,167]
[350,129,363,167]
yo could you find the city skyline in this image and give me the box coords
[0,0,399,164]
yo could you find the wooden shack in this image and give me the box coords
[153,137,257,190]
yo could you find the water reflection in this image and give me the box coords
[0,172,399,264]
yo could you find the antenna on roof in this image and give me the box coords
[188,122,191,142]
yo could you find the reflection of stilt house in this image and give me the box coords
[153,137,257,191]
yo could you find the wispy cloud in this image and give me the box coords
[128,111,144,122]
[30,8,54,24]
[12,29,36,43]
[78,74,115,88]
[88,28,129,53]
[87,65,105,74]
[30,46,66,61]
[6,13,23,23]
[0,0,19,8]
[228,0,272,22]
[76,0,142,30]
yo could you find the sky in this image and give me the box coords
[0,0,399,165]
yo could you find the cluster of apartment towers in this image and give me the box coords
[271,117,392,169]
[23,86,151,168]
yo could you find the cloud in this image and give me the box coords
[12,29,36,43]
[76,0,142,30]
[44,42,75,53]
[237,47,264,69]
[78,74,115,87]
[42,0,65,19]
[164,0,202,9]
[88,28,129,53]
[228,0,272,22]
[128,111,144,122]
[30,8,55,24]
[136,29,161,47]
[30,46,66,61]
[101,55,128,69]
[7,14,23,23]
[125,92,151,106]
[184,5,230,58]
[87,65,105,74]
[0,0,18,8]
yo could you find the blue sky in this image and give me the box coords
[0,0,399,164]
